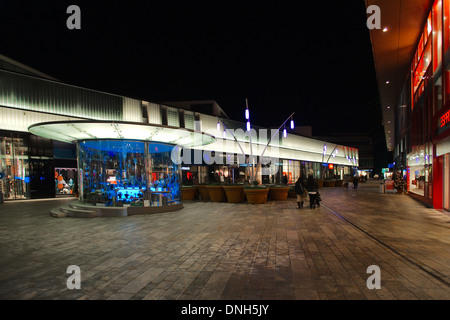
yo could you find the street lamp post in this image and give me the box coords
[217,98,295,184]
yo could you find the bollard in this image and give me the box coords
[379,183,385,194]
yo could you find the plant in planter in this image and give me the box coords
[316,178,324,188]
[268,184,290,201]
[196,184,210,201]
[182,185,198,200]
[207,183,227,202]
[393,171,406,194]
[222,183,245,203]
[323,179,336,187]
[288,186,297,198]
[243,181,269,204]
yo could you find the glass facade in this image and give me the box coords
[282,160,300,184]
[77,140,181,208]
[0,134,30,199]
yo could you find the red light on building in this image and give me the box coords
[440,109,450,128]
[328,164,334,169]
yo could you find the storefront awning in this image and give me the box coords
[28,121,216,147]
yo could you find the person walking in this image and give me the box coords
[295,175,306,209]
[306,174,319,209]
[353,174,359,189]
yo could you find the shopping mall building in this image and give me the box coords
[0,54,358,210]
[366,0,450,209]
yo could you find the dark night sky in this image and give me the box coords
[0,1,381,138]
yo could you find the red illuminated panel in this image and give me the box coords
[433,0,443,72]
[445,0,450,51]
[440,109,450,128]
[328,164,334,170]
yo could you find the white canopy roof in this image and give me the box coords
[28,121,216,147]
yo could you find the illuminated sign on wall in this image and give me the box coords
[328,164,334,169]
[440,109,450,128]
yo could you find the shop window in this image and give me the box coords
[55,167,77,196]
[282,160,300,184]
[77,140,181,207]
[0,135,30,200]
[407,144,433,199]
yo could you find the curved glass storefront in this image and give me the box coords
[78,140,181,208]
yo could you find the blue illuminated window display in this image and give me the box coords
[77,140,181,207]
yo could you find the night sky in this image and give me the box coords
[0,1,381,138]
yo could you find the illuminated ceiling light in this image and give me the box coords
[217,121,220,131]
[290,118,295,130]
[246,121,251,132]
[245,108,249,120]
[387,106,391,109]
[223,130,227,139]
[383,27,389,32]
[386,81,390,84]
[283,126,287,138]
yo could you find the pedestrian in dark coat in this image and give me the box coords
[353,175,359,189]
[295,175,306,209]
[306,175,319,209]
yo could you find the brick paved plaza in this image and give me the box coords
[1,180,450,301]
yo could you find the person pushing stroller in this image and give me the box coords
[306,175,321,209]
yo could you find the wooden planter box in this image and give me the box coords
[244,187,269,204]
[182,186,198,200]
[223,185,245,203]
[268,187,290,201]
[317,179,324,188]
[288,190,297,198]
[335,180,344,187]
[324,180,336,187]
[207,185,227,202]
[196,185,210,201]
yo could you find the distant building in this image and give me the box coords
[0,54,358,209]
[314,133,373,176]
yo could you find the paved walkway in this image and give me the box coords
[1,180,450,300]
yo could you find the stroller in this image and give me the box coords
[310,190,321,208]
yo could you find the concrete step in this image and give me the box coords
[50,208,67,218]
[50,205,98,218]
[51,200,127,218]
[60,205,98,218]
[68,200,127,217]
